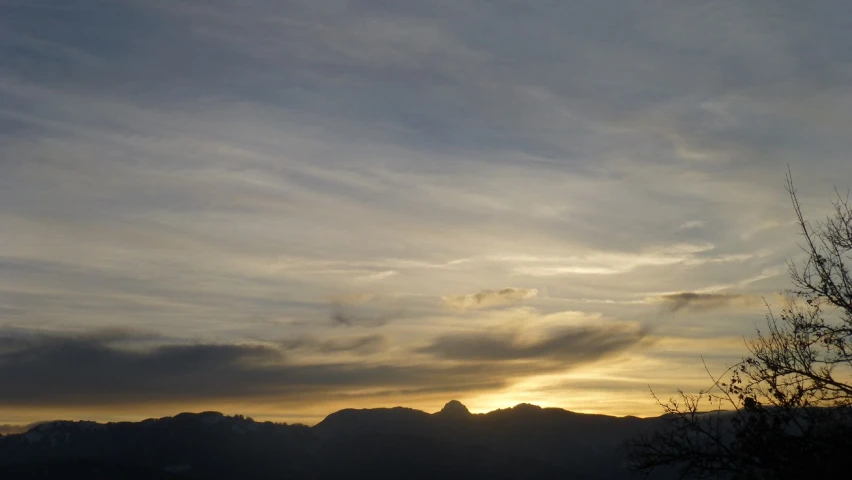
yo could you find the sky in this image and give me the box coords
[2,0,852,428]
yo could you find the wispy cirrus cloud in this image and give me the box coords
[2,0,852,422]
[651,292,764,313]
[280,334,387,356]
[443,287,538,310]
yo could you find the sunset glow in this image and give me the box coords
[2,1,852,431]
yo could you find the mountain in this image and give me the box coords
[0,401,673,479]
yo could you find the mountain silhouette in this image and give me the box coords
[0,401,674,479]
[436,399,471,418]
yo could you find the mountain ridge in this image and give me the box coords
[2,400,650,436]
[0,401,672,479]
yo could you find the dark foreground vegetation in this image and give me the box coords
[628,175,852,479]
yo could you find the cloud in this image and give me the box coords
[328,293,376,305]
[678,220,706,230]
[0,330,566,406]
[330,309,396,328]
[280,334,386,355]
[442,288,538,310]
[506,244,721,277]
[329,295,405,327]
[653,292,763,313]
[420,323,646,363]
[353,270,398,283]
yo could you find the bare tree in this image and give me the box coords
[626,172,852,480]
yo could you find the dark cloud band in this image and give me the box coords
[420,324,646,363]
[0,326,645,406]
[655,292,761,313]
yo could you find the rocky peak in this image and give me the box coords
[437,400,471,418]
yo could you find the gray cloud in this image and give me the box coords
[330,309,396,328]
[280,334,386,355]
[420,324,647,363]
[329,295,407,328]
[655,292,762,313]
[442,287,538,310]
[0,330,562,406]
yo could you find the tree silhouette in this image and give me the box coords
[627,172,852,480]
